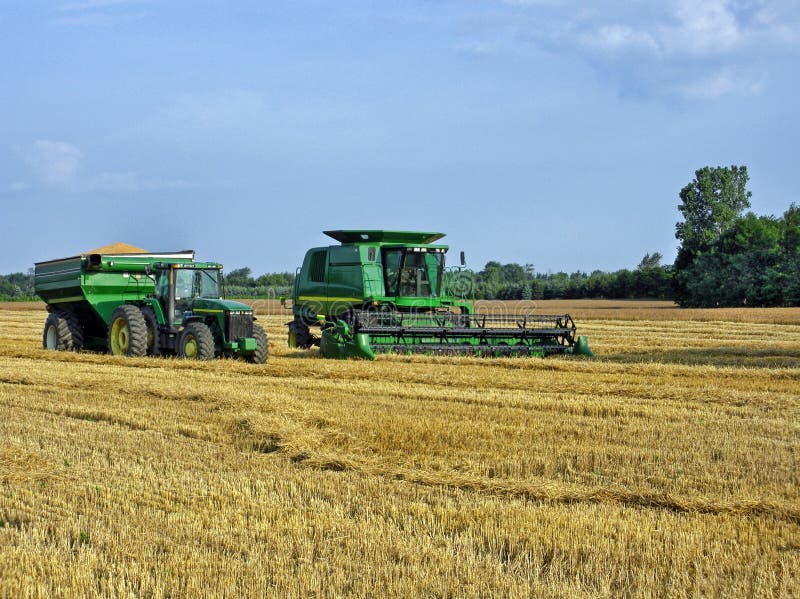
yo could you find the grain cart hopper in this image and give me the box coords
[287,230,592,359]
[34,247,268,363]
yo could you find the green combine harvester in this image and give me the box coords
[287,231,592,359]
[34,246,268,363]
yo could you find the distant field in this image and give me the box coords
[1,301,799,596]
[10,298,800,324]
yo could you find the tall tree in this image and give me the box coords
[675,166,752,267]
[674,166,752,303]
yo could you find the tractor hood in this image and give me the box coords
[191,298,253,312]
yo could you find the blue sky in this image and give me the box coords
[1,0,798,274]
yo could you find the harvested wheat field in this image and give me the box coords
[1,301,799,597]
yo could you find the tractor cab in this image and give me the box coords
[154,264,223,325]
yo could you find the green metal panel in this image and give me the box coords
[294,248,329,318]
[362,263,384,297]
[84,271,156,323]
[33,256,85,304]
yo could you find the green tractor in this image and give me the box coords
[34,248,268,363]
[287,230,592,359]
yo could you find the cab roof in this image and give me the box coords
[323,230,445,245]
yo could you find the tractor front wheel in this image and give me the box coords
[178,322,215,360]
[246,323,268,364]
[108,305,148,357]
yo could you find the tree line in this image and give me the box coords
[4,165,798,306]
[0,261,674,301]
[467,254,673,300]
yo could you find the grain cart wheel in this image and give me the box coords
[178,322,215,360]
[42,310,83,351]
[108,305,148,357]
[140,307,160,356]
[246,323,268,364]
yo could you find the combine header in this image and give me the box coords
[287,230,592,359]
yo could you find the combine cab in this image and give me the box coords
[287,230,592,359]
[34,246,268,363]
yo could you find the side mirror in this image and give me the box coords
[460,251,466,266]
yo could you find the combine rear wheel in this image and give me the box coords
[246,323,268,364]
[178,322,215,360]
[108,305,148,357]
[42,310,83,351]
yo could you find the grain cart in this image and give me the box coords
[34,249,268,363]
[287,230,592,359]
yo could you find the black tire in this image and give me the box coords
[42,310,83,351]
[178,321,215,360]
[288,319,312,349]
[246,323,268,364]
[107,305,148,357]
[140,306,161,356]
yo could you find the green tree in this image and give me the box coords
[780,203,800,304]
[681,213,784,307]
[675,166,751,265]
[636,252,662,270]
[674,166,752,303]
[225,267,254,287]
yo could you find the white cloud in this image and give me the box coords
[23,140,82,191]
[660,0,743,56]
[677,68,766,99]
[504,0,799,100]
[580,24,659,53]
[20,140,186,194]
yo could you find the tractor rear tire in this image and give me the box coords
[108,305,148,357]
[246,323,268,364]
[140,307,161,356]
[178,322,215,360]
[288,319,312,349]
[42,310,83,351]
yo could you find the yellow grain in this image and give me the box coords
[0,302,798,597]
